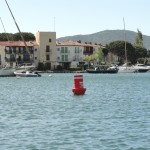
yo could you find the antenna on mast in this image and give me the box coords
[54,17,55,32]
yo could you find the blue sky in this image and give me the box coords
[0,0,150,38]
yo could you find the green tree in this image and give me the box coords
[93,47,104,64]
[147,50,150,58]
[0,33,13,41]
[135,29,143,47]
[0,32,35,41]
[102,47,109,62]
[83,55,93,68]
[107,40,136,64]
[134,46,147,60]
[13,32,35,41]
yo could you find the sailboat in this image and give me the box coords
[0,64,15,77]
[118,18,136,73]
[3,0,38,76]
[0,17,15,77]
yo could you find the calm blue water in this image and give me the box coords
[0,73,150,150]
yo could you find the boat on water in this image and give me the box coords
[14,70,41,77]
[134,64,150,73]
[118,64,137,73]
[3,0,36,76]
[15,63,36,73]
[86,67,118,74]
[0,65,15,77]
[0,17,16,77]
[86,69,118,74]
[118,18,137,73]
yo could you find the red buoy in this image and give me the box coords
[72,74,86,95]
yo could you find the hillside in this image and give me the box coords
[57,30,150,49]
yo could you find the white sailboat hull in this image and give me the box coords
[0,68,15,76]
[118,66,136,73]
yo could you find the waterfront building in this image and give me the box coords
[56,40,102,69]
[36,31,57,70]
[56,41,84,69]
[0,31,57,70]
[0,31,115,70]
[0,41,38,68]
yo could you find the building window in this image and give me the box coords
[46,55,50,60]
[46,45,50,52]
[34,49,37,51]
[57,48,60,51]
[61,47,64,53]
[65,55,68,61]
[49,39,51,42]
[57,57,60,60]
[75,47,79,53]
[23,54,30,61]
[62,55,64,61]
[35,57,37,60]
[65,47,68,53]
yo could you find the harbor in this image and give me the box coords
[0,73,150,149]
[0,0,150,149]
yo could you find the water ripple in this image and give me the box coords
[0,73,150,149]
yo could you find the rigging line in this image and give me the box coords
[0,17,10,42]
[0,17,17,63]
[4,0,30,56]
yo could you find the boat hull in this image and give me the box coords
[118,67,136,73]
[86,69,118,74]
[136,69,149,73]
[14,71,41,77]
[134,64,150,73]
[0,68,15,77]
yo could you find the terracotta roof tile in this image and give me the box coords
[56,40,103,47]
[0,41,38,46]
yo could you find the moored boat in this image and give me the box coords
[15,63,36,73]
[0,65,15,77]
[134,64,150,73]
[14,70,41,77]
[86,68,118,74]
[118,64,137,73]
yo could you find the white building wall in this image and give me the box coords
[56,45,84,67]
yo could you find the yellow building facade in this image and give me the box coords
[36,31,57,70]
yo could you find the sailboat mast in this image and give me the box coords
[0,17,17,66]
[123,17,127,65]
[0,17,10,42]
[4,0,29,54]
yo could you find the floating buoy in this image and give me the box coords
[72,74,86,95]
[16,75,21,79]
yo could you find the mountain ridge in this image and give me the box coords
[57,30,150,49]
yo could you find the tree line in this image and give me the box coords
[0,32,35,41]
[84,29,150,66]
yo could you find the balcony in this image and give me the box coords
[16,58,33,63]
[5,49,12,54]
[5,57,16,62]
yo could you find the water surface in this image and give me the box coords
[0,73,150,150]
